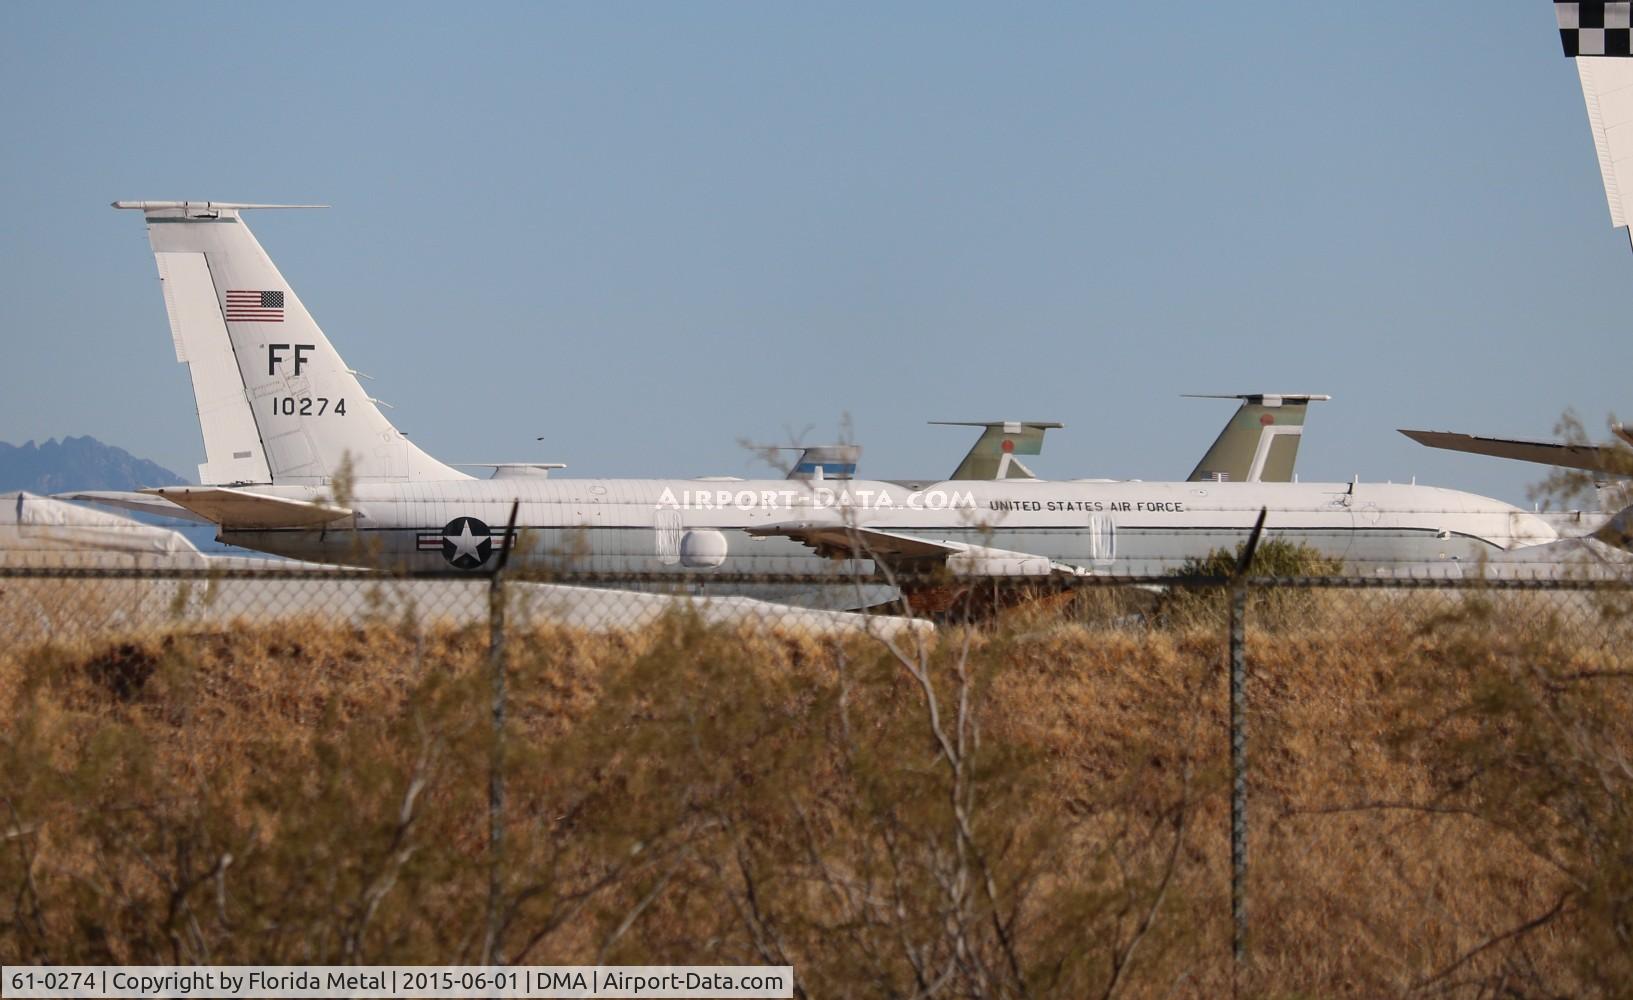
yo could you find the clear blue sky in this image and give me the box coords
[1,3,1625,506]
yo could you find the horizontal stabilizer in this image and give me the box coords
[1182,393,1332,402]
[111,201,328,211]
[1399,428,1633,477]
[54,491,216,524]
[140,486,353,529]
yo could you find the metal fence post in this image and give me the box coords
[1229,579,1248,975]
[483,501,520,965]
[1229,508,1266,987]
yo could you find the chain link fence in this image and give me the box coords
[3,565,1631,997]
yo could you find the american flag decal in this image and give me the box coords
[224,289,285,322]
[1557,3,1633,57]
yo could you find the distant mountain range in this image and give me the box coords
[0,436,186,494]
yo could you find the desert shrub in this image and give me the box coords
[1156,538,1345,631]
[1174,537,1346,579]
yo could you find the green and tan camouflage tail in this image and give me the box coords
[932,421,1064,480]
[1185,394,1330,484]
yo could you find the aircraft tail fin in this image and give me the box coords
[931,421,1063,480]
[115,201,467,486]
[1554,3,1633,245]
[786,444,861,481]
[1185,394,1330,483]
[1592,500,1633,549]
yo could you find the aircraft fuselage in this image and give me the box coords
[220,476,1556,579]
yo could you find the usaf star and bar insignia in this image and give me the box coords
[417,516,513,569]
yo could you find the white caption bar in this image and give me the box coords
[1,966,794,999]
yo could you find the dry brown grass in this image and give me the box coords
[2,587,1631,998]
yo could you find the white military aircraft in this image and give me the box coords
[75,201,1571,591]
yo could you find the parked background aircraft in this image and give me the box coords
[1186,394,1329,483]
[859,396,1329,488]
[932,421,1060,480]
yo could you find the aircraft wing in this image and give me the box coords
[1399,429,1633,477]
[747,521,1088,577]
[139,487,353,529]
[56,490,218,524]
